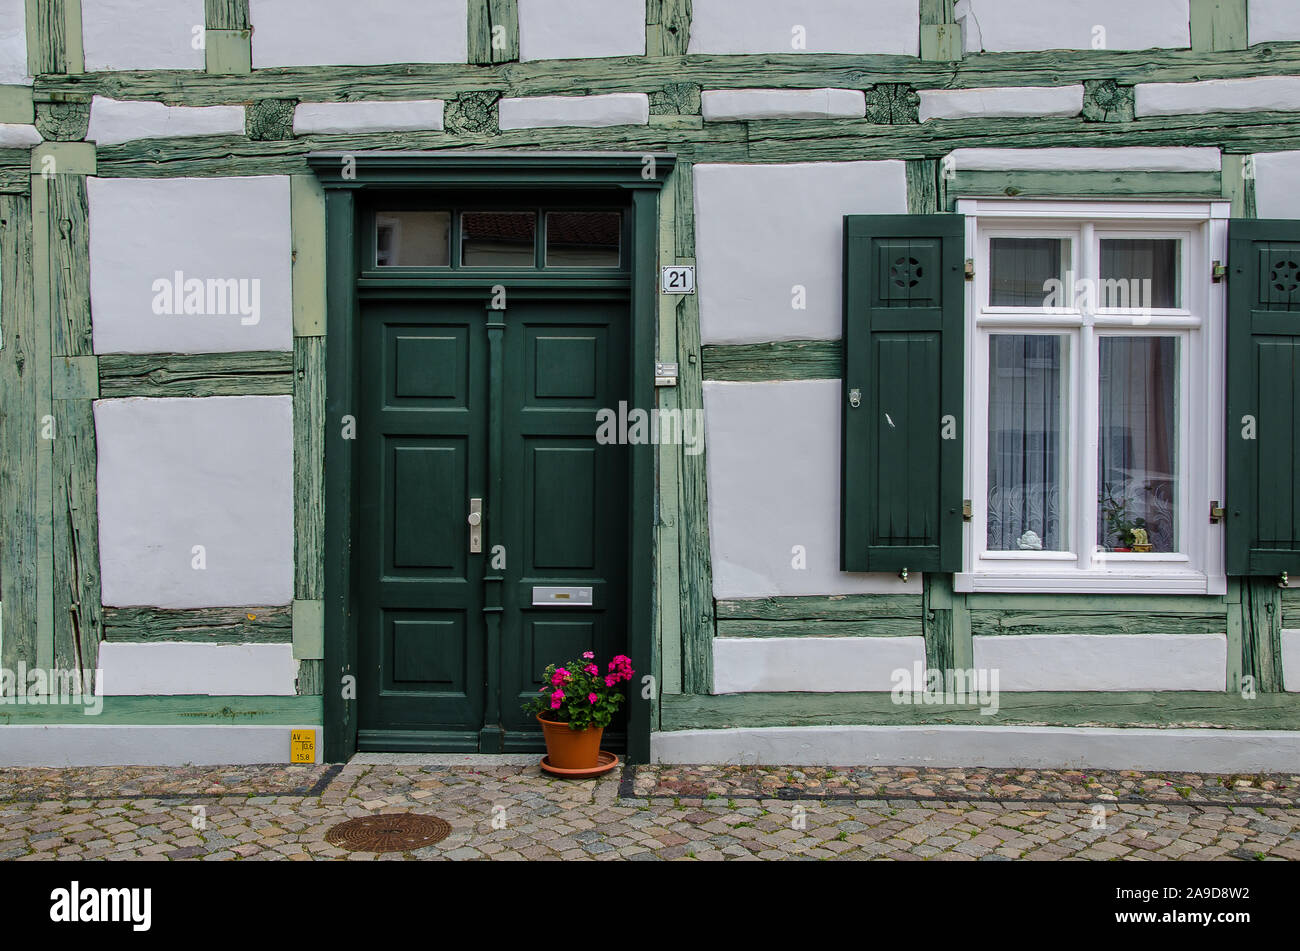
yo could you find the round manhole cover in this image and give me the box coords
[325,814,452,853]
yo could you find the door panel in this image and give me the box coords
[358,302,485,745]
[357,295,630,750]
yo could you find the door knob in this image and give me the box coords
[468,498,483,553]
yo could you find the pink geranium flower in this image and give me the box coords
[582,651,594,659]
[588,693,598,704]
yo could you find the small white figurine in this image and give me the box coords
[1017,530,1043,551]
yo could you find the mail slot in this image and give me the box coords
[532,586,594,607]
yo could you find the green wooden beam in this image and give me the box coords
[1191,0,1248,52]
[661,690,1300,731]
[97,351,294,397]
[948,170,1222,202]
[205,30,252,75]
[919,0,961,62]
[656,160,683,703]
[647,0,692,57]
[716,594,923,619]
[101,604,293,642]
[906,158,940,214]
[702,339,841,381]
[292,598,323,659]
[0,694,320,725]
[671,161,715,696]
[293,337,325,600]
[1280,587,1300,627]
[0,86,35,124]
[205,0,249,31]
[0,195,39,677]
[970,610,1228,637]
[29,164,55,675]
[923,574,955,670]
[1223,152,1258,218]
[1243,578,1286,692]
[291,175,326,336]
[716,618,922,637]
[38,44,1300,107]
[468,0,519,65]
[967,592,1229,613]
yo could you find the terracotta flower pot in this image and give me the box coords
[537,714,604,770]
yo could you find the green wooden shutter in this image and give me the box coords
[1227,219,1300,575]
[841,214,965,573]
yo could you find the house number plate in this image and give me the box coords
[661,265,695,295]
[531,586,594,607]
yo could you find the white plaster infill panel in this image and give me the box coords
[0,0,29,85]
[946,147,1222,173]
[97,643,298,696]
[652,726,1300,771]
[918,85,1084,122]
[87,175,292,354]
[82,0,206,71]
[689,0,920,55]
[702,88,866,121]
[0,123,38,147]
[1284,630,1300,692]
[498,93,649,130]
[518,0,646,60]
[957,0,1189,52]
[1137,76,1300,117]
[713,637,926,693]
[973,634,1227,691]
[293,100,445,135]
[1248,0,1300,44]
[694,161,906,344]
[1254,152,1300,218]
[95,396,294,609]
[249,0,467,67]
[704,380,917,598]
[0,726,324,766]
[86,97,245,146]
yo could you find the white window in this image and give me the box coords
[956,200,1229,594]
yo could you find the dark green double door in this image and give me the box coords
[356,294,630,751]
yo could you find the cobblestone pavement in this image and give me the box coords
[1,761,1297,861]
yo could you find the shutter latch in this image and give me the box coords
[964,258,975,281]
[962,499,972,521]
[1212,260,1227,283]
[848,388,861,409]
[1209,500,1225,523]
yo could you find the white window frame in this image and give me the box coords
[955,199,1230,595]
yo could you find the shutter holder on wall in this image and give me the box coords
[1212,261,1226,283]
[1209,500,1225,523]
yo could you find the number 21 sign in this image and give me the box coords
[661,265,696,295]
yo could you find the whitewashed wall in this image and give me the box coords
[1249,0,1300,44]
[1253,152,1300,217]
[97,643,298,695]
[689,0,919,55]
[95,396,294,609]
[87,176,292,354]
[249,0,467,67]
[1284,630,1300,691]
[958,0,1190,52]
[714,637,927,693]
[704,380,917,598]
[82,0,206,71]
[973,634,1227,690]
[694,161,907,344]
[0,0,28,84]
[518,0,645,60]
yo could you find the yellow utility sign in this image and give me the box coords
[290,729,316,763]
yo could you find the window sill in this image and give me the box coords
[954,570,1226,596]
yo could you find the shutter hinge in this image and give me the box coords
[1209,500,1225,523]
[964,258,975,281]
[1212,260,1227,283]
[962,499,972,521]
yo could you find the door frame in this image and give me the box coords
[308,152,675,763]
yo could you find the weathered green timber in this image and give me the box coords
[205,0,249,31]
[923,574,956,671]
[205,30,252,75]
[1190,0,1248,52]
[28,0,67,75]
[656,161,683,702]
[101,605,293,642]
[919,0,961,62]
[716,595,923,637]
[47,174,91,356]
[467,0,518,65]
[293,337,325,600]
[672,160,714,696]
[290,174,326,335]
[52,396,101,675]
[34,97,90,141]
[647,0,692,57]
[97,351,294,397]
[1243,578,1286,692]
[1082,79,1136,122]
[948,171,1222,203]
[295,660,324,696]
[906,158,940,214]
[247,99,295,141]
[45,46,1300,108]
[1280,587,1300,627]
[969,610,1227,637]
[701,339,841,381]
[0,694,319,725]
[28,157,54,672]
[661,691,1300,731]
[1222,152,1258,217]
[0,195,38,677]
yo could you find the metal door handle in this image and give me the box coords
[468,498,482,553]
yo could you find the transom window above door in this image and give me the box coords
[370,206,625,270]
[957,199,1230,594]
